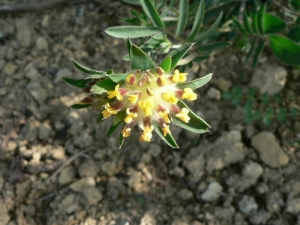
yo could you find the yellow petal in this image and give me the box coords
[159,109,171,123]
[175,107,190,123]
[182,88,197,101]
[140,126,154,142]
[138,98,154,116]
[105,103,117,114]
[128,94,138,104]
[124,109,137,123]
[162,126,171,136]
[162,90,178,104]
[122,128,131,137]
[108,84,123,101]
[172,69,187,83]
[102,109,112,119]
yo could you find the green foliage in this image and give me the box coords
[223,86,299,126]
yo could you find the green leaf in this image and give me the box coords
[173,100,210,133]
[130,44,156,70]
[251,12,259,33]
[85,74,108,79]
[193,55,210,62]
[113,110,126,125]
[232,15,245,32]
[187,0,204,41]
[159,56,172,73]
[277,107,287,122]
[140,0,165,27]
[62,77,92,88]
[168,43,194,72]
[109,73,129,83]
[263,13,286,34]
[107,121,122,137]
[243,11,253,33]
[177,73,212,90]
[72,60,107,75]
[246,39,258,63]
[153,122,179,148]
[122,0,140,5]
[290,108,299,119]
[97,112,104,123]
[269,35,300,66]
[91,79,116,94]
[70,104,92,109]
[223,91,233,100]
[288,25,300,43]
[194,11,223,43]
[105,26,160,38]
[257,4,266,34]
[252,39,266,67]
[119,132,125,148]
[127,39,132,58]
[176,0,189,35]
[263,107,274,125]
[198,42,230,52]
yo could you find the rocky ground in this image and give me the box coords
[0,1,300,225]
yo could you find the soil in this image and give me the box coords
[0,1,300,225]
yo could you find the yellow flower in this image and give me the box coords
[105,103,117,114]
[126,74,135,85]
[159,109,171,123]
[108,84,123,100]
[102,109,112,119]
[162,90,178,104]
[157,76,166,86]
[162,125,171,136]
[138,98,154,116]
[128,94,139,104]
[172,69,187,83]
[140,125,154,142]
[175,107,190,123]
[182,88,197,101]
[124,108,137,123]
[122,127,131,137]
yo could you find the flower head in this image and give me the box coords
[66,43,211,148]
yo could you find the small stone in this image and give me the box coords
[0,199,10,225]
[36,36,48,50]
[148,143,161,157]
[183,147,205,182]
[251,64,287,95]
[38,122,52,140]
[16,19,33,47]
[4,63,18,75]
[78,159,100,178]
[242,161,263,182]
[69,177,95,192]
[217,78,232,91]
[21,117,39,142]
[286,198,300,215]
[201,182,223,202]
[25,67,40,80]
[266,191,284,213]
[58,166,76,185]
[101,161,117,177]
[54,68,72,84]
[140,211,156,225]
[128,171,143,193]
[42,15,49,27]
[82,186,103,205]
[238,195,258,214]
[51,146,65,160]
[27,82,48,104]
[178,189,193,201]
[169,166,185,178]
[207,87,221,100]
[67,204,78,214]
[249,210,271,225]
[251,132,289,168]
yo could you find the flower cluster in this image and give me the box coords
[102,68,197,142]
[64,42,211,148]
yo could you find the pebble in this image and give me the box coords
[54,68,72,84]
[21,117,39,142]
[16,19,33,47]
[238,195,258,214]
[265,191,284,213]
[178,189,193,201]
[183,147,205,182]
[82,186,103,205]
[207,87,221,100]
[58,166,76,185]
[27,82,48,104]
[140,211,156,225]
[128,171,143,193]
[101,161,117,177]
[69,177,96,192]
[251,132,289,168]
[4,63,18,75]
[286,198,300,215]
[201,182,223,202]
[25,67,40,80]
[249,210,271,225]
[36,36,48,50]
[51,146,65,160]
[242,161,263,182]
[148,143,161,157]
[251,64,287,95]
[0,199,10,224]
[38,121,52,140]
[78,160,100,178]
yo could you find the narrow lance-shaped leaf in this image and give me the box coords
[168,43,194,71]
[173,100,210,133]
[232,15,245,32]
[177,73,212,90]
[159,56,172,73]
[194,11,223,43]
[153,122,179,148]
[140,0,165,27]
[187,0,204,41]
[198,42,230,52]
[70,104,92,109]
[243,11,253,33]
[176,0,189,35]
[62,77,92,88]
[269,35,300,66]
[251,12,259,33]
[109,73,129,83]
[130,44,156,70]
[252,39,265,67]
[106,111,126,137]
[127,39,132,58]
[72,60,107,75]
[257,3,266,34]
[246,39,258,63]
[105,26,160,38]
